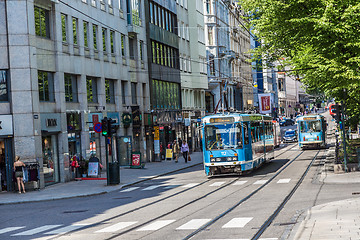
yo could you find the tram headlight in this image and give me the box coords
[233,157,237,161]
[227,157,232,161]
[216,158,221,161]
[210,158,215,162]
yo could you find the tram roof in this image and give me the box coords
[202,113,272,124]
[296,114,325,121]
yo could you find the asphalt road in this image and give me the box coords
[1,129,359,240]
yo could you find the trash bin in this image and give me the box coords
[108,162,120,184]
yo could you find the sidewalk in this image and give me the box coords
[290,127,360,240]
[0,152,203,205]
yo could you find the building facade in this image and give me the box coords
[1,0,149,190]
[145,0,181,160]
[204,0,232,114]
[177,0,207,151]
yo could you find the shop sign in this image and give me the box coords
[122,113,132,126]
[184,118,190,126]
[0,115,13,136]
[88,113,103,128]
[107,112,120,125]
[154,126,159,140]
[154,140,160,154]
[131,106,141,127]
[41,113,61,132]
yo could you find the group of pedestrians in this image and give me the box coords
[172,140,190,163]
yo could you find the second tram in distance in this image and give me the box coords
[201,113,275,176]
[297,114,327,149]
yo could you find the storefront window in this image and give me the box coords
[42,135,59,186]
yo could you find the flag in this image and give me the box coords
[258,93,272,114]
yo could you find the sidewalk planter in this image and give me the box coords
[108,162,120,184]
[334,163,359,173]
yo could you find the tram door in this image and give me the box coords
[242,122,252,161]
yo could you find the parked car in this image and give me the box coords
[279,118,294,126]
[283,130,298,142]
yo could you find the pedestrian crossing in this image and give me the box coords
[0,217,278,238]
[119,178,293,193]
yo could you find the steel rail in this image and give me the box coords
[183,150,304,240]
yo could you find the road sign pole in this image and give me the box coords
[105,135,110,185]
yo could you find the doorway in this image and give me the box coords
[0,138,14,192]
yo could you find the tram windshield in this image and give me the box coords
[299,120,322,133]
[204,124,242,150]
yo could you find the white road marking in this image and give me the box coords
[233,180,247,185]
[95,222,138,233]
[176,219,211,230]
[45,224,89,235]
[0,227,25,234]
[142,185,161,191]
[253,180,267,185]
[277,178,291,184]
[12,225,62,236]
[209,182,225,187]
[120,187,139,192]
[181,183,199,188]
[222,217,253,228]
[136,220,175,231]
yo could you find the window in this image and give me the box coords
[121,34,125,56]
[121,81,127,104]
[131,82,137,104]
[72,17,78,45]
[34,6,50,38]
[82,0,87,3]
[139,40,144,61]
[102,28,107,52]
[93,24,98,50]
[129,37,136,60]
[83,21,89,48]
[209,55,215,75]
[205,0,212,14]
[118,0,123,10]
[110,30,115,54]
[150,2,154,24]
[38,71,54,102]
[186,24,189,41]
[86,77,98,103]
[64,73,78,102]
[61,14,67,43]
[0,70,9,101]
[208,26,214,45]
[105,79,115,104]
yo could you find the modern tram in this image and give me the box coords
[201,113,275,176]
[297,115,327,149]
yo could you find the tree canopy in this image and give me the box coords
[238,0,360,123]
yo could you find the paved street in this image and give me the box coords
[1,131,360,240]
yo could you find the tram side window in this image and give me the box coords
[243,122,249,145]
[251,122,261,143]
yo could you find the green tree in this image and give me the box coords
[239,0,360,122]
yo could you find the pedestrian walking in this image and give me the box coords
[13,156,26,194]
[181,140,189,163]
[172,140,179,163]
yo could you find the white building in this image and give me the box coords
[0,0,149,190]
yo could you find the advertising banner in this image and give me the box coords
[258,93,272,114]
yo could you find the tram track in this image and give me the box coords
[183,149,322,240]
[103,145,304,240]
[47,143,302,240]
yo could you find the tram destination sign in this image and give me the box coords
[210,117,235,123]
[303,117,317,120]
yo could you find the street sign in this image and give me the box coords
[94,123,102,133]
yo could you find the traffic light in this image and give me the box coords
[334,104,342,124]
[101,117,108,136]
[107,118,117,136]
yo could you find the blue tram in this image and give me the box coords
[201,113,275,176]
[297,115,327,149]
